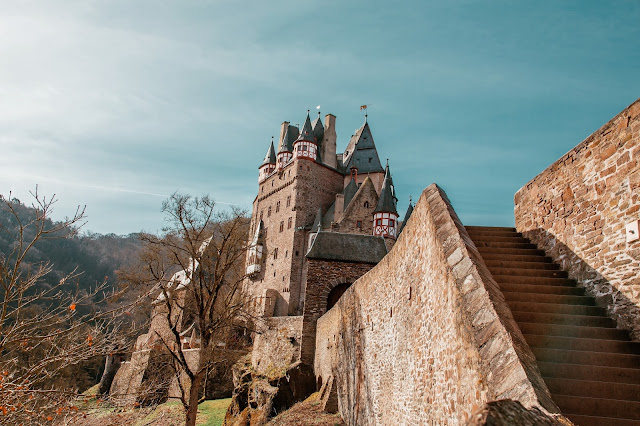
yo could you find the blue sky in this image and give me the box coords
[2,0,639,234]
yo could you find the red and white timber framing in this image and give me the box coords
[294,141,317,160]
[373,212,398,238]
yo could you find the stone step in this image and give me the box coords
[538,361,640,384]
[465,235,530,243]
[488,267,567,278]
[518,322,629,340]
[500,282,585,296]
[565,414,640,426]
[504,291,595,306]
[552,394,640,421]
[511,311,617,328]
[524,334,640,354]
[483,259,559,270]
[544,377,640,401]
[480,253,553,263]
[532,347,640,369]
[473,241,539,249]
[476,246,547,256]
[465,226,517,232]
[494,275,576,286]
[507,301,605,316]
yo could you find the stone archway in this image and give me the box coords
[326,282,352,311]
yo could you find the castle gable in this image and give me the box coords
[336,177,379,234]
[342,122,384,174]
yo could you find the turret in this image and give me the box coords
[277,123,298,169]
[372,162,399,239]
[293,111,318,161]
[246,220,265,277]
[259,138,277,182]
[397,196,414,236]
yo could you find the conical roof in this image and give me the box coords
[296,112,316,143]
[343,178,358,209]
[312,114,324,142]
[262,140,276,165]
[374,163,398,215]
[278,124,299,153]
[398,198,414,235]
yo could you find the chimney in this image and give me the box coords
[279,121,289,149]
[323,114,337,169]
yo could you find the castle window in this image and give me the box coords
[295,251,299,256]
[356,220,362,229]
[268,206,272,217]
[376,218,382,226]
[364,201,369,208]
[279,221,284,232]
[260,210,264,220]
[285,250,288,257]
[389,219,395,228]
[369,157,372,163]
[274,248,278,259]
[286,196,291,207]
[276,201,280,213]
[287,217,292,229]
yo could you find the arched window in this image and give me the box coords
[364,201,369,208]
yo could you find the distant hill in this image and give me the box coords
[0,197,144,298]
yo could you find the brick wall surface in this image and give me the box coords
[515,98,640,340]
[251,316,304,373]
[314,184,558,425]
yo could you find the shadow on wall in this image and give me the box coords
[333,294,375,426]
[524,228,640,340]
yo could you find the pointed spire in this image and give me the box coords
[262,138,276,165]
[278,125,298,153]
[398,197,414,236]
[296,111,315,143]
[311,208,323,233]
[374,163,398,215]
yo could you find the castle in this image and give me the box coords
[110,100,640,425]
[244,110,414,369]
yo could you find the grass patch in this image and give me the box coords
[197,398,232,425]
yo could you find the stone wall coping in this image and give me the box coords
[516,97,640,197]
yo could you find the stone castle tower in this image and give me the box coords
[245,111,410,317]
[244,110,413,366]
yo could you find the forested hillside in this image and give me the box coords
[0,196,145,392]
[0,196,143,297]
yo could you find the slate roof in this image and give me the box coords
[374,163,398,215]
[262,140,276,165]
[311,208,323,232]
[278,125,299,153]
[312,115,324,143]
[296,112,315,143]
[398,200,414,235]
[343,178,358,209]
[306,231,388,263]
[342,122,384,174]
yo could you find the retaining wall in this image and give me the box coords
[314,184,558,425]
[515,98,640,340]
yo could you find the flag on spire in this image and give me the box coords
[360,105,367,110]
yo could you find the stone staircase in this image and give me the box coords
[466,226,640,426]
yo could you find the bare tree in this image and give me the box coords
[0,189,132,424]
[127,193,250,426]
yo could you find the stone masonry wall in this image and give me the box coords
[514,98,640,340]
[314,184,559,425]
[252,316,303,374]
[300,259,376,365]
